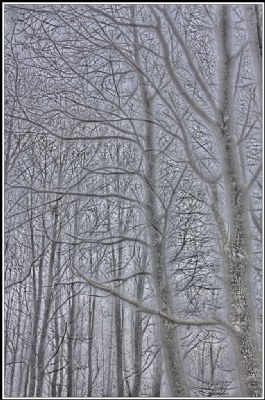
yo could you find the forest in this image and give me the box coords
[4,4,262,398]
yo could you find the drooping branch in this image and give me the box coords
[72,265,234,332]
[5,113,140,145]
[8,185,143,206]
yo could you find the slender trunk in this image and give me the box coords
[28,223,46,397]
[142,86,188,398]
[8,285,22,397]
[131,273,145,396]
[57,299,66,397]
[23,362,30,397]
[66,163,81,397]
[111,238,124,397]
[106,300,114,397]
[209,342,214,385]
[58,328,65,398]
[4,294,13,377]
[152,324,163,397]
[51,238,62,397]
[115,297,124,397]
[67,203,80,397]
[152,351,163,397]
[67,285,75,397]
[215,6,262,396]
[51,304,60,397]
[131,7,188,395]
[35,201,60,397]
[87,292,96,396]
[16,317,28,397]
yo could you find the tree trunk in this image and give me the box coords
[152,327,163,398]
[131,273,144,397]
[51,239,62,397]
[23,362,30,397]
[132,23,188,400]
[111,238,124,397]
[67,286,75,397]
[87,291,96,397]
[143,79,188,398]
[8,285,22,397]
[105,301,114,397]
[28,228,46,397]
[16,317,28,397]
[215,6,262,396]
[130,8,189,395]
[35,200,60,397]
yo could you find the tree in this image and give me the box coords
[4,4,262,397]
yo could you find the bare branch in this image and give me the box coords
[73,266,232,331]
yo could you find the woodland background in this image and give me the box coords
[4,4,262,398]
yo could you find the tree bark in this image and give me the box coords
[87,290,96,397]
[8,285,22,397]
[28,226,46,397]
[152,325,163,398]
[51,239,62,396]
[215,6,262,396]
[131,7,189,395]
[67,287,75,397]
[35,200,60,397]
[131,273,145,397]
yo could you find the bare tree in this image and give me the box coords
[4,4,262,397]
